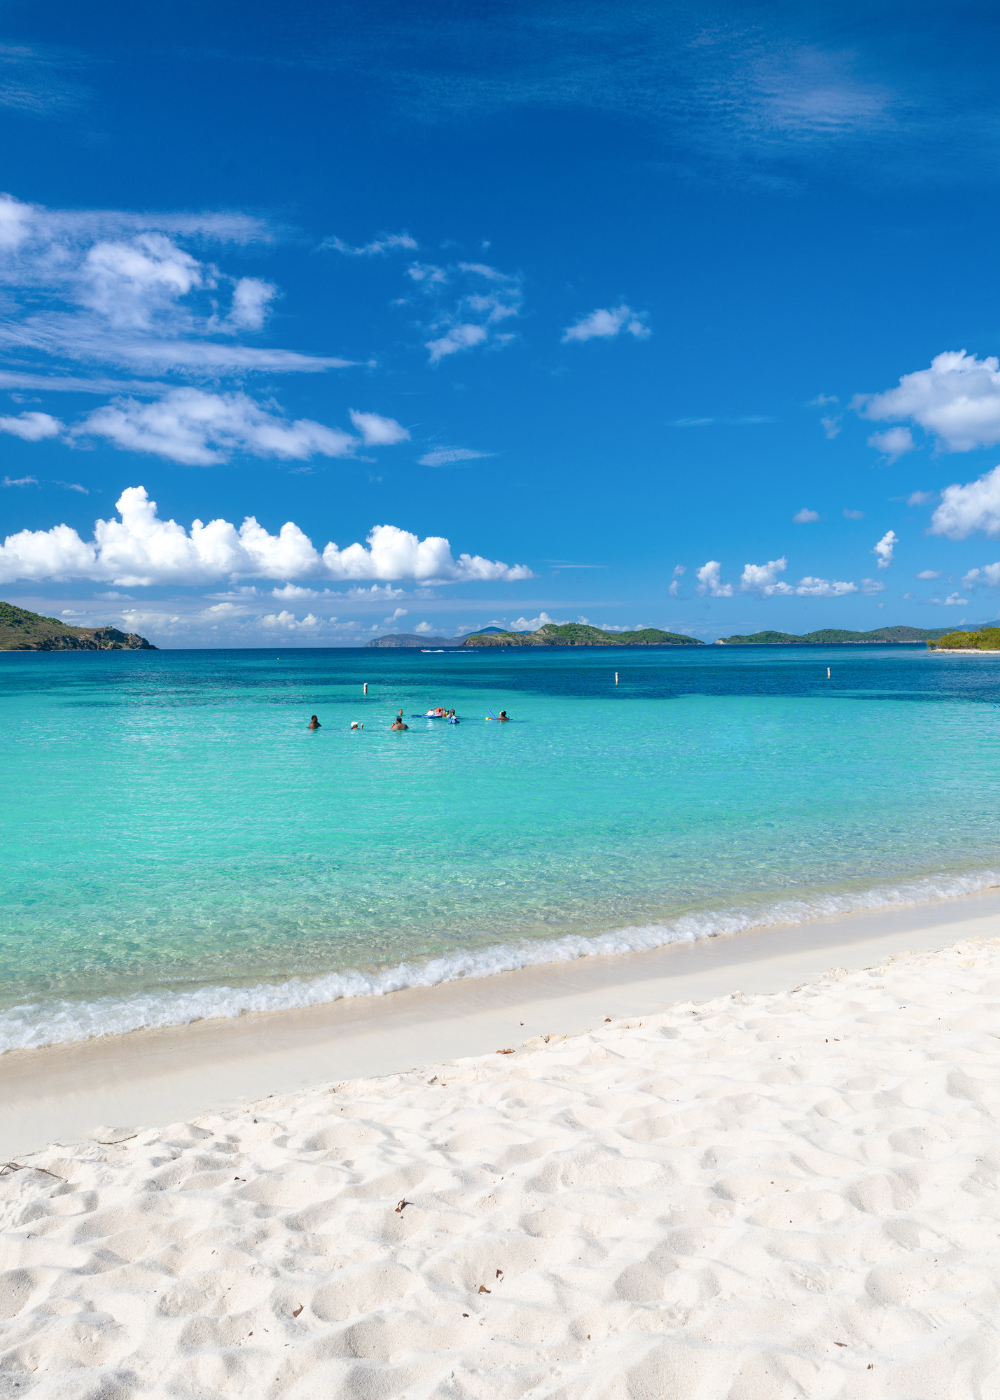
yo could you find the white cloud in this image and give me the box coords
[56,480,88,493]
[908,490,934,506]
[943,593,968,605]
[2,474,38,487]
[407,259,522,364]
[383,607,409,625]
[810,394,839,407]
[348,410,409,446]
[859,578,887,595]
[226,278,277,332]
[509,610,564,631]
[930,464,1000,539]
[820,415,841,439]
[0,410,62,440]
[414,621,435,634]
[323,233,418,256]
[0,193,344,379]
[426,323,488,362]
[843,508,865,519]
[668,563,686,598]
[853,351,1000,454]
[740,557,793,596]
[917,570,942,580]
[696,560,733,597]
[793,576,858,597]
[792,507,819,523]
[407,262,448,284]
[418,447,491,467]
[0,485,534,586]
[562,305,650,343]
[261,610,320,630]
[873,529,897,568]
[961,564,1000,589]
[867,426,915,461]
[75,388,360,466]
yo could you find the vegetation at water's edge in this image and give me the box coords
[0,601,156,651]
[462,623,702,647]
[720,625,970,645]
[930,627,1000,651]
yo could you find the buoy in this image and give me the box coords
[363,682,368,695]
[615,672,619,685]
[827,667,831,678]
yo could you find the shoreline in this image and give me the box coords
[4,882,1000,1159]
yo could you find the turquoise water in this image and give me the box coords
[3,644,1000,1050]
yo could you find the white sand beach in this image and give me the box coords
[5,932,1000,1397]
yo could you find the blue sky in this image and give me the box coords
[3,0,1000,643]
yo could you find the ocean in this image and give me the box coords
[3,643,1000,1053]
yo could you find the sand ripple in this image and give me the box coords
[4,939,1000,1396]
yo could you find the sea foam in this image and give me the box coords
[2,865,997,1054]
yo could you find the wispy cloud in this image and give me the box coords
[398,258,522,364]
[562,305,650,343]
[418,447,492,467]
[320,232,418,256]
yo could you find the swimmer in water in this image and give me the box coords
[496,710,510,722]
[308,715,321,729]
[448,709,459,724]
[390,717,409,730]
[350,721,363,730]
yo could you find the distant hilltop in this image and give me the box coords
[0,602,156,652]
[462,623,702,647]
[717,625,975,645]
[367,623,702,648]
[365,632,465,648]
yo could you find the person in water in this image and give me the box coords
[448,709,459,724]
[497,710,509,722]
[390,717,409,730]
[428,706,448,717]
[350,721,363,730]
[308,715,321,729]
[396,709,404,723]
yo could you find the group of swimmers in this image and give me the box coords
[308,706,509,731]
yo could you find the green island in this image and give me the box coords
[462,622,702,647]
[0,601,156,651]
[719,625,968,645]
[928,627,1000,651]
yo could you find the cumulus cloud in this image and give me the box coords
[562,305,650,343]
[509,611,562,631]
[792,507,819,523]
[859,578,887,595]
[908,490,934,506]
[867,426,915,461]
[0,410,62,440]
[820,415,842,439]
[418,447,491,467]
[323,233,417,256]
[668,563,686,598]
[843,508,865,519]
[962,564,1000,589]
[873,530,897,568]
[348,410,409,446]
[0,485,534,587]
[696,561,733,597]
[853,351,1000,454]
[414,620,435,634]
[930,465,1000,539]
[701,555,860,599]
[917,569,942,580]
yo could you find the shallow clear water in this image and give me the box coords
[3,644,1000,1049]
